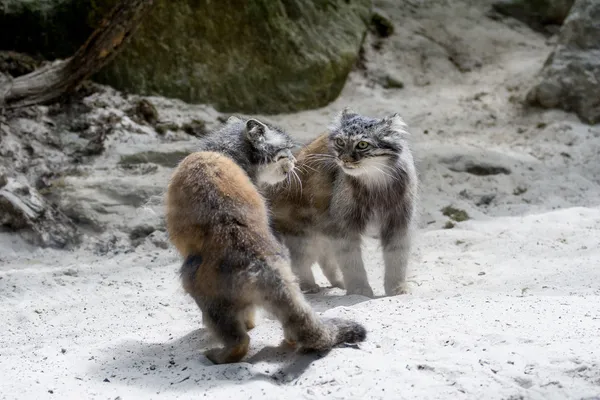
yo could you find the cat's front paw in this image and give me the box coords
[386,282,410,296]
[346,285,374,298]
[300,282,322,294]
[328,279,345,290]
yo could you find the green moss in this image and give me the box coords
[443,221,456,229]
[441,206,470,222]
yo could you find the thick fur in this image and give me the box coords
[165,151,367,364]
[197,116,296,186]
[265,109,418,297]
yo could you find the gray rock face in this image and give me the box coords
[491,0,574,33]
[526,0,600,124]
[0,178,80,248]
[0,81,220,251]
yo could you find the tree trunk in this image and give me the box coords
[0,0,155,109]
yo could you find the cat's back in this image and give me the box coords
[166,151,269,255]
[197,120,250,166]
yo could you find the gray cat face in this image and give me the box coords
[233,117,296,185]
[327,108,408,182]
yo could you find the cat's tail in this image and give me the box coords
[256,257,366,352]
[320,317,367,348]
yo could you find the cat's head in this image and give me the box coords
[327,108,409,181]
[230,116,296,185]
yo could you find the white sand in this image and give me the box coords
[2,207,599,400]
[2,0,600,399]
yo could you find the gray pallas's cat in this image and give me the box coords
[265,108,418,297]
[196,116,297,186]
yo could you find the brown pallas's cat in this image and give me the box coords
[165,149,366,364]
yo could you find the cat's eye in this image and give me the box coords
[335,138,345,146]
[356,141,370,149]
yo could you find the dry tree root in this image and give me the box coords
[0,0,155,109]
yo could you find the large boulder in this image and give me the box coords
[491,0,574,32]
[526,0,600,124]
[0,0,371,114]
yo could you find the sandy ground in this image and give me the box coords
[2,0,600,399]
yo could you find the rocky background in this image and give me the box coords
[0,0,599,258]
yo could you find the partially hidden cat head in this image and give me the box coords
[327,108,409,181]
[230,116,296,185]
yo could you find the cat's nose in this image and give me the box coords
[282,160,293,173]
[340,155,353,163]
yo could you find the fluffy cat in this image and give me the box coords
[265,108,418,297]
[165,151,367,364]
[196,116,296,186]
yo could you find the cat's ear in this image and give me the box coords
[328,107,356,131]
[226,115,243,124]
[381,113,409,136]
[245,118,267,142]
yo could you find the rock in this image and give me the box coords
[130,224,156,242]
[0,0,370,114]
[491,0,574,33]
[0,170,7,188]
[0,51,41,77]
[61,200,104,233]
[416,24,483,73]
[148,231,169,249]
[375,73,405,89]
[441,154,511,176]
[181,119,207,137]
[133,99,158,125]
[89,232,131,256]
[526,0,600,124]
[0,178,80,248]
[119,151,191,168]
[133,229,169,250]
[78,126,109,156]
[370,8,395,38]
[476,194,496,206]
[155,122,179,135]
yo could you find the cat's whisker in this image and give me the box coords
[304,153,335,159]
[304,156,337,164]
[369,162,397,173]
[299,163,318,173]
[296,164,315,176]
[370,166,399,182]
[305,157,338,169]
[292,169,303,197]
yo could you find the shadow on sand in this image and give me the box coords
[88,291,371,392]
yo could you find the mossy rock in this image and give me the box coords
[492,0,574,31]
[0,0,371,114]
